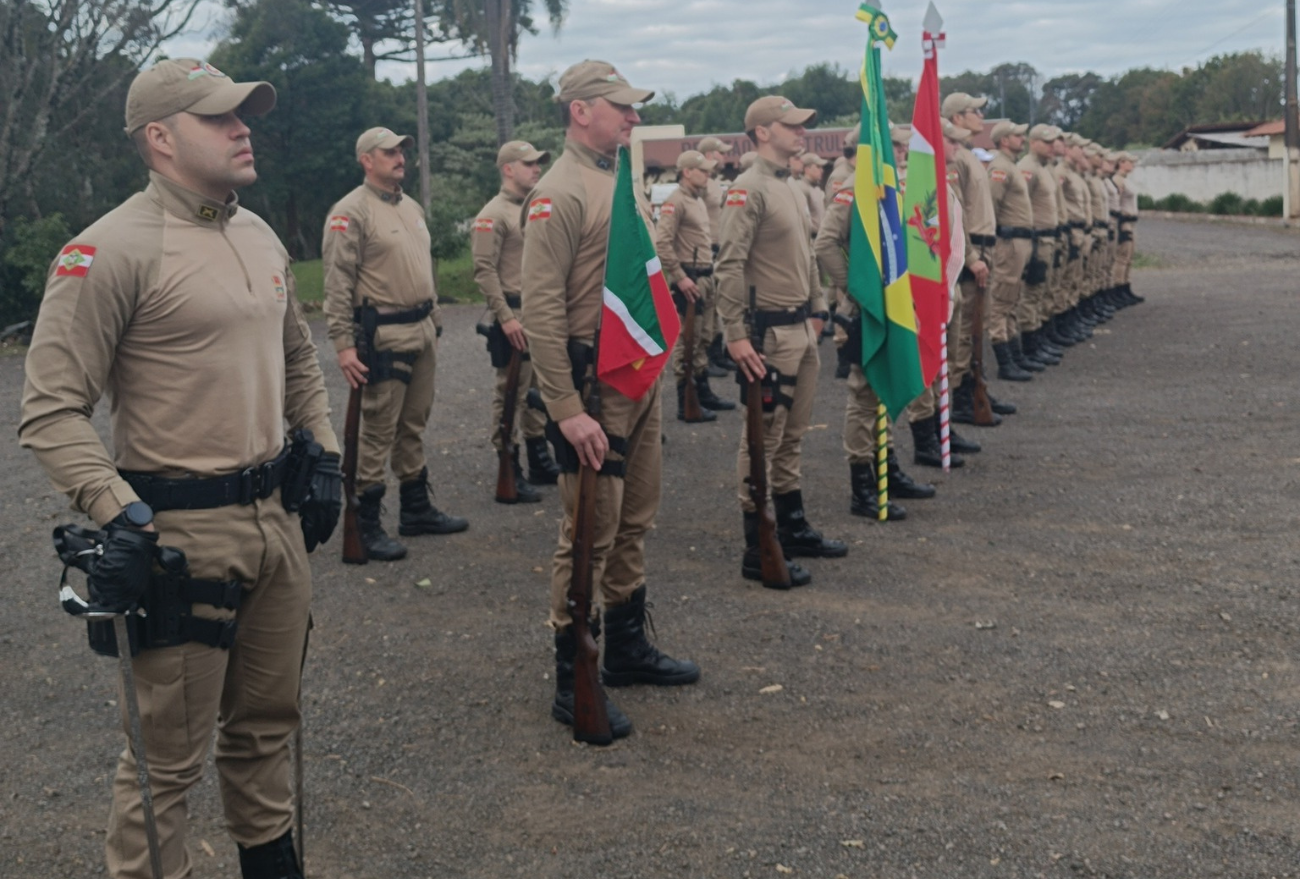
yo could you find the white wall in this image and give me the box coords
[1128,149,1281,202]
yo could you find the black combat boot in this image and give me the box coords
[1035,327,1064,358]
[835,342,853,379]
[708,334,736,372]
[694,375,736,411]
[496,447,542,504]
[357,484,407,561]
[676,380,716,423]
[910,415,963,468]
[398,467,469,536]
[993,341,1032,382]
[1010,335,1045,372]
[742,511,812,588]
[1023,329,1060,366]
[525,436,561,485]
[238,830,303,879]
[1067,306,1093,339]
[1045,315,1075,348]
[989,391,1017,415]
[887,451,935,498]
[552,627,632,743]
[948,423,982,454]
[849,463,907,520]
[601,586,701,687]
[951,374,976,424]
[773,490,849,558]
[1124,282,1144,305]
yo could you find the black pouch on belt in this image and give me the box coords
[281,429,324,513]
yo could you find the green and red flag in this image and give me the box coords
[597,145,680,400]
[848,2,925,419]
[901,12,950,385]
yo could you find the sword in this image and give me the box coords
[113,614,164,879]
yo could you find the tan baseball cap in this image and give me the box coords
[889,124,912,146]
[1116,151,1138,164]
[744,95,817,130]
[1064,132,1088,147]
[843,127,859,149]
[799,151,828,166]
[125,58,275,135]
[556,59,654,105]
[355,127,414,160]
[676,150,717,172]
[989,121,1028,143]
[739,151,758,170]
[496,140,550,166]
[941,119,971,142]
[940,92,988,118]
[1028,123,1063,142]
[697,136,729,153]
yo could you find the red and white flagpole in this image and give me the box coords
[938,322,951,471]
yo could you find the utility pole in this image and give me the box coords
[1285,0,1298,219]
[413,0,431,213]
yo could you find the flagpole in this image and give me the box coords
[875,404,889,522]
[938,323,951,471]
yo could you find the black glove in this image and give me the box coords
[87,525,158,614]
[300,453,342,553]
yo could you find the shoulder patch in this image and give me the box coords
[990,169,1008,183]
[272,273,287,302]
[328,215,350,232]
[474,217,495,233]
[725,189,748,207]
[527,198,552,222]
[834,189,855,206]
[55,244,96,278]
[660,203,676,216]
[946,170,959,184]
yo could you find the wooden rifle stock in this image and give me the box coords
[340,384,367,564]
[494,348,523,503]
[743,285,791,588]
[567,461,611,744]
[969,264,996,426]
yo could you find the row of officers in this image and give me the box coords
[17,57,1143,878]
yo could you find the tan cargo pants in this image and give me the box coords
[671,275,713,382]
[987,237,1030,344]
[1112,226,1135,286]
[549,379,662,629]
[106,496,309,879]
[490,357,546,452]
[736,320,819,511]
[358,317,437,489]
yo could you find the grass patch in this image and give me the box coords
[290,253,482,308]
[1131,251,1164,269]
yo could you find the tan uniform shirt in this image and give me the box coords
[1059,165,1090,226]
[19,172,338,526]
[716,155,827,343]
[705,176,725,245]
[1053,159,1069,232]
[520,139,655,423]
[1017,152,1059,230]
[813,187,856,291]
[472,187,526,325]
[825,159,854,205]
[790,176,824,234]
[1104,177,1121,218]
[322,181,440,354]
[1116,173,1138,217]
[951,145,996,267]
[654,180,712,286]
[988,149,1033,228]
[1086,172,1108,229]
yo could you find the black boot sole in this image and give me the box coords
[601,666,701,687]
[551,702,631,742]
[741,559,812,588]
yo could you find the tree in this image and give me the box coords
[0,0,200,231]
[1039,72,1103,131]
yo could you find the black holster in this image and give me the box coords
[541,341,627,478]
[1024,238,1048,285]
[280,429,323,513]
[477,321,513,369]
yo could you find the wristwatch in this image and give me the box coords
[812,311,831,323]
[113,501,154,529]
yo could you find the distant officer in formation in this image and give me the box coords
[471,140,561,503]
[717,95,847,588]
[21,58,340,879]
[696,135,735,375]
[654,149,735,421]
[520,60,699,740]
[323,126,468,561]
[827,126,860,377]
[1111,152,1143,304]
[788,150,825,234]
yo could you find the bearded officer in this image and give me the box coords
[521,60,699,740]
[472,140,561,501]
[20,58,339,879]
[323,127,468,561]
[654,149,734,421]
[718,95,847,587]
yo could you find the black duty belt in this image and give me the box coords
[354,299,434,326]
[1056,224,1069,236]
[1120,213,1138,223]
[1068,220,1088,230]
[1035,228,1060,239]
[121,446,290,512]
[996,227,1033,240]
[969,233,996,248]
[504,293,522,310]
[1110,210,1122,218]
[683,265,713,279]
[1092,221,1109,231]
[755,304,810,327]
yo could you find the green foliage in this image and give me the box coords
[435,250,481,303]
[1146,191,1284,217]
[1208,192,1244,216]
[1258,195,1284,217]
[1155,193,1204,213]
[941,63,1037,123]
[0,214,71,324]
[1137,194,1155,210]
[290,259,324,304]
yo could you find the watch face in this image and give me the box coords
[125,502,153,527]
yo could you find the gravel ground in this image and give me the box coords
[2,217,1299,879]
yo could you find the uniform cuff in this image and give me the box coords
[89,480,143,528]
[723,322,749,344]
[331,333,354,355]
[546,393,585,423]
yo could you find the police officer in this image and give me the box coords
[1111,152,1143,306]
[1081,143,1116,324]
[323,126,468,561]
[826,127,857,203]
[521,60,699,739]
[696,135,732,375]
[20,58,339,879]
[718,95,847,586]
[472,140,561,501]
[1055,133,1093,345]
[1013,124,1066,366]
[654,149,734,421]
[827,127,860,377]
[799,151,827,234]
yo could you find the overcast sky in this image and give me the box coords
[169,0,1288,104]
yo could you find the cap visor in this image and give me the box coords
[971,96,989,109]
[524,149,550,163]
[188,81,277,118]
[780,108,817,127]
[607,86,655,106]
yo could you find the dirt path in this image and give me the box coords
[2,218,1298,879]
